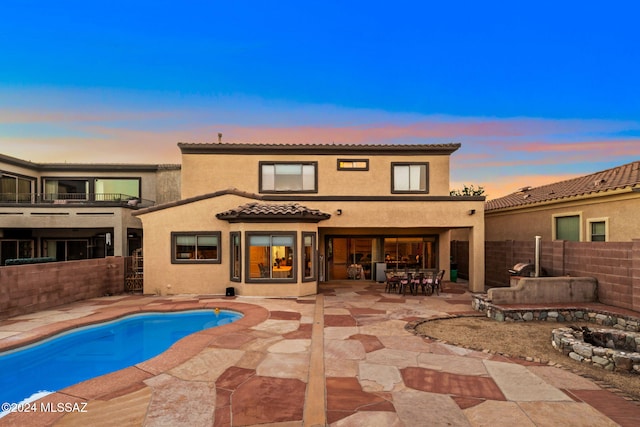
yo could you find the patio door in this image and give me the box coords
[327,237,373,280]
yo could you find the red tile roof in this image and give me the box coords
[216,202,331,222]
[486,161,640,211]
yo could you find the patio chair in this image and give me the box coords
[419,271,435,296]
[409,272,423,296]
[398,271,412,295]
[384,270,400,293]
[432,269,445,296]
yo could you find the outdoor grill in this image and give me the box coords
[508,262,536,277]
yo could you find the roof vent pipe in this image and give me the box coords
[534,236,542,277]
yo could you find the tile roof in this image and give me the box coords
[486,161,640,211]
[216,202,331,222]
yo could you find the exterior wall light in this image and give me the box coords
[336,209,343,215]
[468,209,476,215]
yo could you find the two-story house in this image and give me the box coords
[135,142,485,297]
[0,153,180,264]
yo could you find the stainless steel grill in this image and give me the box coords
[508,262,536,277]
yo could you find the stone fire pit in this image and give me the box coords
[551,326,640,374]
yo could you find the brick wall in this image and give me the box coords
[0,257,125,320]
[452,239,640,313]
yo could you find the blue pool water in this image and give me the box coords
[0,309,241,406]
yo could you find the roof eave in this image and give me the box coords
[178,142,461,156]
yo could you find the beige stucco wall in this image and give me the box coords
[155,166,181,204]
[138,193,486,295]
[485,192,640,242]
[181,153,452,198]
[487,277,598,304]
[138,193,324,297]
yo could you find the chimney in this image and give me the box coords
[218,133,223,143]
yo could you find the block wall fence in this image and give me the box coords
[452,239,640,313]
[0,257,125,321]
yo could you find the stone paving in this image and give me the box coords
[0,281,639,426]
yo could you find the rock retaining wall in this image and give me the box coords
[551,327,640,374]
[472,294,640,332]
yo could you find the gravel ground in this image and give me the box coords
[414,316,640,400]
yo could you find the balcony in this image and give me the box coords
[0,193,155,209]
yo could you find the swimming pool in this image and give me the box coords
[0,309,241,408]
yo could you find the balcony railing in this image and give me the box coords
[0,193,155,208]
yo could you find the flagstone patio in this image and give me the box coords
[1,281,638,426]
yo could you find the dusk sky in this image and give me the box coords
[1,1,639,199]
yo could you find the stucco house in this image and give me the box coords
[485,161,640,242]
[0,153,180,264]
[135,142,485,297]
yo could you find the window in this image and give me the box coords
[230,232,241,281]
[171,232,221,263]
[0,240,33,265]
[588,219,607,242]
[246,232,296,282]
[260,162,317,193]
[554,215,580,241]
[384,236,437,269]
[94,178,140,200]
[1,173,34,202]
[337,159,369,171]
[302,233,316,281]
[44,179,89,201]
[391,163,429,193]
[44,239,88,261]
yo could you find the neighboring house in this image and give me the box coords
[485,161,640,242]
[0,153,180,264]
[135,142,485,297]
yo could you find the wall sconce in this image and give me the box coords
[468,209,476,216]
[336,209,343,215]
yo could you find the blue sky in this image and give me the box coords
[1,1,639,198]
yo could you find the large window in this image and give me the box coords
[171,232,221,263]
[246,232,296,282]
[44,179,89,201]
[94,178,140,200]
[45,239,88,261]
[391,163,429,193]
[260,162,317,193]
[302,233,316,281]
[1,173,34,202]
[554,215,580,241]
[384,236,437,270]
[230,232,241,281]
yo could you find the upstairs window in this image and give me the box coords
[0,173,34,202]
[44,179,89,201]
[94,178,140,201]
[337,159,369,171]
[391,163,429,193]
[260,162,317,193]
